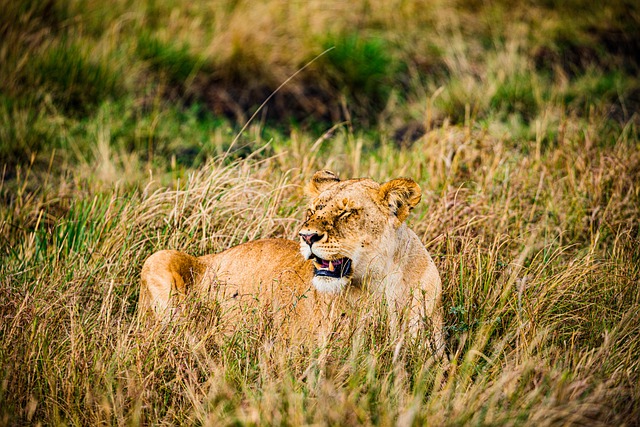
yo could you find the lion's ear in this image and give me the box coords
[379,178,421,222]
[306,170,340,197]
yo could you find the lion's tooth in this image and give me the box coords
[313,260,322,269]
[329,260,335,271]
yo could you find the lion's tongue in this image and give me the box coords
[315,257,343,272]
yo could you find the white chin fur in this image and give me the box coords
[300,244,312,260]
[312,275,349,293]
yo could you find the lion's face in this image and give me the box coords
[299,170,422,293]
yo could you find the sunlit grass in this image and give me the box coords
[1,0,639,424]
[2,112,638,423]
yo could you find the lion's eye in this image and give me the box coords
[338,210,352,219]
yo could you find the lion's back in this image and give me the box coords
[198,238,314,297]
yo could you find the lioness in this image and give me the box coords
[139,170,443,351]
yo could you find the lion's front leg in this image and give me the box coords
[407,284,445,358]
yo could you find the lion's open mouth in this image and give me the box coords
[311,256,352,278]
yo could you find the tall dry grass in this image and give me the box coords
[2,111,639,424]
[1,0,639,425]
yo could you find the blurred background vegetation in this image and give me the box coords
[1,0,638,178]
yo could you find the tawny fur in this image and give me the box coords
[139,171,444,351]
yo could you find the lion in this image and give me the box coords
[139,170,444,352]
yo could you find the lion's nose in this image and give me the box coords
[299,232,323,246]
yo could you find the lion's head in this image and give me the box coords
[299,170,422,293]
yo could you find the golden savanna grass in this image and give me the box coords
[1,0,639,425]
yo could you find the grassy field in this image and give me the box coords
[1,0,639,425]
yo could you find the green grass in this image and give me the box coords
[136,31,208,89]
[1,0,639,425]
[319,33,401,122]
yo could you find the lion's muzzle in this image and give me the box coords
[311,255,352,278]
